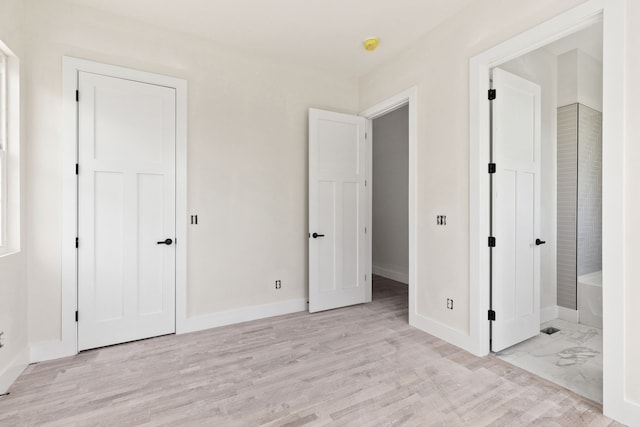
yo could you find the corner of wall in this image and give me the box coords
[0,344,29,394]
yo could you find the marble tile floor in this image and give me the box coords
[497,318,603,404]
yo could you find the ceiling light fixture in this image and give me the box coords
[363,38,380,52]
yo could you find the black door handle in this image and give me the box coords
[312,233,325,239]
[157,238,173,245]
[535,238,546,246]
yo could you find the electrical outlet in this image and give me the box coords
[275,280,281,290]
[0,331,4,348]
[437,215,447,225]
[446,298,454,310]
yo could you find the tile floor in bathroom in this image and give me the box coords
[496,318,603,404]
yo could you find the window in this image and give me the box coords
[0,41,19,255]
[0,50,7,247]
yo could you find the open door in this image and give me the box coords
[491,68,542,352]
[309,108,369,313]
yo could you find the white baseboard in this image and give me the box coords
[177,298,308,334]
[30,340,76,363]
[605,399,640,427]
[558,306,579,323]
[372,265,409,284]
[410,312,474,354]
[0,346,30,394]
[540,306,559,324]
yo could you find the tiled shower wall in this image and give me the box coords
[557,104,578,309]
[577,105,602,276]
[556,103,602,310]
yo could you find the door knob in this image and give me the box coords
[535,238,546,246]
[312,233,325,239]
[157,238,173,245]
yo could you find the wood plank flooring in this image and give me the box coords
[0,276,622,426]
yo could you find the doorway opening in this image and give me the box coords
[361,87,418,326]
[370,105,409,312]
[489,22,604,404]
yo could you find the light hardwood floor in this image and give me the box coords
[0,276,622,426]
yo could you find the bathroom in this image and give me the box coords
[494,22,603,404]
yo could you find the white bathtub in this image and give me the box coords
[578,270,602,329]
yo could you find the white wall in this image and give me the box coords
[500,48,558,315]
[24,0,359,344]
[372,106,409,284]
[558,49,603,111]
[0,0,28,391]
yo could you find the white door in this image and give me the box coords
[309,108,369,313]
[491,68,542,352]
[78,71,176,351]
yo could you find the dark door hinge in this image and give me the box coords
[76,90,79,102]
[488,89,496,100]
[488,163,496,174]
[75,311,78,322]
[488,236,496,247]
[75,163,79,175]
[75,237,78,248]
[488,310,496,321]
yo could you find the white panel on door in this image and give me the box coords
[318,181,336,292]
[137,173,165,316]
[94,85,165,164]
[309,109,369,313]
[78,71,176,351]
[94,171,124,322]
[491,68,541,352]
[342,182,359,289]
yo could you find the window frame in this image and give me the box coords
[0,41,19,256]
[0,50,7,249]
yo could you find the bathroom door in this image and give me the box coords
[490,68,542,352]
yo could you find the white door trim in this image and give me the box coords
[360,87,417,326]
[470,0,636,423]
[55,57,188,360]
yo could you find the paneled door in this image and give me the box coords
[77,71,176,350]
[491,68,542,352]
[308,108,369,313]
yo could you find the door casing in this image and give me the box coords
[360,87,417,326]
[57,57,188,359]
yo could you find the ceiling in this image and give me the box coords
[545,22,603,62]
[63,0,476,78]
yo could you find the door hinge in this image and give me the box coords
[365,274,367,281]
[75,311,78,322]
[488,163,496,174]
[75,237,78,248]
[365,132,368,139]
[488,236,496,247]
[75,90,79,102]
[488,310,496,321]
[365,179,367,187]
[488,89,496,100]
[364,226,367,234]
[75,163,79,175]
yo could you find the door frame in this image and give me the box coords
[56,57,188,359]
[469,0,634,423]
[360,87,417,325]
